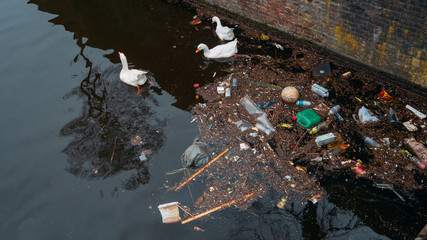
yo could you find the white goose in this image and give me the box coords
[212,16,235,41]
[196,39,238,59]
[118,52,149,94]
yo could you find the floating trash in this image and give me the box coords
[158,202,181,224]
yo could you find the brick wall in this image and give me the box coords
[195,0,427,87]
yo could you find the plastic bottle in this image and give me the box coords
[256,100,275,109]
[225,88,231,98]
[309,121,328,134]
[364,137,381,148]
[311,84,329,97]
[329,105,340,115]
[329,105,344,121]
[405,138,427,162]
[296,100,311,106]
[409,155,426,169]
[315,133,336,146]
[232,78,238,89]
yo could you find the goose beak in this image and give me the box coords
[118,51,122,55]
[195,49,200,53]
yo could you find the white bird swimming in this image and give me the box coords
[212,16,235,41]
[118,52,149,94]
[196,39,238,59]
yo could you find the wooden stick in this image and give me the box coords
[110,136,118,164]
[174,148,229,191]
[294,131,307,148]
[178,205,194,218]
[187,184,194,203]
[181,192,254,224]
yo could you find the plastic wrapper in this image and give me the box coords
[233,120,253,132]
[358,106,379,123]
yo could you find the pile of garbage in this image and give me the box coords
[160,8,427,219]
[184,51,426,211]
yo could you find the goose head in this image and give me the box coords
[195,44,209,53]
[118,52,129,70]
[211,16,220,25]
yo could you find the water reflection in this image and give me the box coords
[29,0,220,110]
[61,35,166,190]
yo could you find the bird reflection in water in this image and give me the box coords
[61,35,166,190]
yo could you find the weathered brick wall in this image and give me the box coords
[197,0,427,87]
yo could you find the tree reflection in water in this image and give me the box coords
[61,35,166,190]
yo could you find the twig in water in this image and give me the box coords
[187,184,194,203]
[178,205,194,218]
[110,136,118,164]
[174,148,230,191]
[181,192,255,224]
[166,168,186,175]
[242,175,249,187]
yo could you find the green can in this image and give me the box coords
[296,109,321,128]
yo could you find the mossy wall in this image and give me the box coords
[196,0,427,87]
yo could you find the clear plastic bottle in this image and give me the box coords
[329,105,344,121]
[364,136,381,148]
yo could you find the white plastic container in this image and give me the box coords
[217,87,225,94]
[315,133,336,146]
[225,88,231,98]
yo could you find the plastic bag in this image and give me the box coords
[181,137,211,168]
[255,114,276,135]
[240,95,264,117]
[240,95,276,135]
[358,106,379,123]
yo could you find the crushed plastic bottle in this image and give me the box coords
[311,84,329,97]
[364,136,381,148]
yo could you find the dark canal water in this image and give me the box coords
[0,0,424,239]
